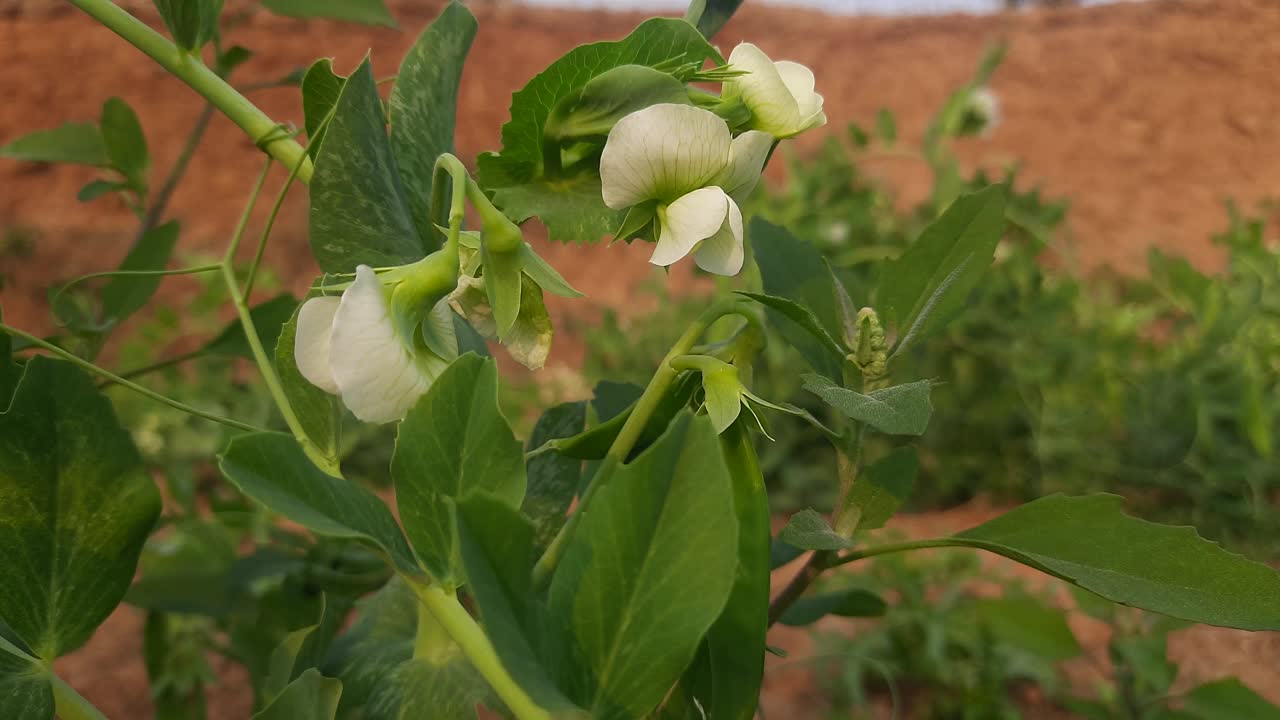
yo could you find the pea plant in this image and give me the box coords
[1,1,1278,719]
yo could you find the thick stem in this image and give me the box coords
[531,299,753,588]
[767,551,829,627]
[67,0,313,184]
[51,674,109,720]
[411,582,551,720]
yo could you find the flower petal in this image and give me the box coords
[600,104,731,209]
[294,296,341,395]
[651,187,730,268]
[329,265,434,424]
[776,61,826,130]
[694,196,745,276]
[713,130,773,203]
[727,43,801,137]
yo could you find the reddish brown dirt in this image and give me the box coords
[6,0,1280,717]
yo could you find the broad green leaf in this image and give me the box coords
[736,292,845,362]
[153,0,224,50]
[0,307,17,404]
[684,423,770,720]
[0,636,52,720]
[523,402,587,547]
[750,218,844,378]
[1183,678,1280,720]
[275,303,341,467]
[479,18,722,185]
[219,432,422,578]
[322,577,416,713]
[950,494,1280,630]
[309,59,423,272]
[100,97,149,191]
[264,597,333,707]
[252,669,342,720]
[548,375,699,461]
[301,60,347,160]
[684,0,744,39]
[389,1,477,246]
[778,508,852,551]
[260,0,394,26]
[101,219,180,327]
[365,653,492,720]
[777,588,887,627]
[456,495,581,714]
[878,185,1007,353]
[844,446,918,531]
[392,355,525,584]
[0,357,160,659]
[549,413,739,720]
[77,179,126,202]
[968,595,1081,662]
[489,173,625,245]
[544,65,690,144]
[0,122,108,166]
[204,293,297,358]
[802,375,933,436]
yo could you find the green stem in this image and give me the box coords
[67,0,312,184]
[53,264,222,311]
[140,102,216,234]
[103,348,204,386]
[51,674,109,720]
[410,582,551,720]
[243,144,309,298]
[220,161,339,474]
[531,299,754,588]
[0,323,262,433]
[824,538,969,568]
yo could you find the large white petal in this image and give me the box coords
[727,43,801,137]
[329,265,432,424]
[600,104,731,209]
[294,296,341,395]
[714,130,773,203]
[650,187,730,268]
[694,196,745,276]
[775,61,826,129]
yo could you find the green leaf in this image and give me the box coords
[260,0,394,26]
[321,577,415,713]
[153,0,224,50]
[969,595,1081,662]
[0,357,161,659]
[777,589,887,627]
[489,172,626,245]
[309,59,423,272]
[549,413,739,720]
[219,432,422,578]
[878,185,1007,353]
[126,520,238,616]
[204,293,297,358]
[365,652,493,720]
[479,18,721,185]
[456,495,581,714]
[0,307,17,405]
[544,65,690,144]
[275,301,341,467]
[523,402,586,547]
[0,122,108,166]
[875,108,896,144]
[392,355,525,584]
[803,375,933,436]
[100,97,149,192]
[389,1,477,246]
[76,179,126,202]
[777,508,852,551]
[950,494,1280,630]
[301,60,347,160]
[252,669,342,720]
[769,539,805,570]
[684,0,744,39]
[736,292,845,362]
[0,636,53,720]
[844,446,918,531]
[1183,678,1280,720]
[750,218,844,378]
[101,219,180,327]
[547,374,699,460]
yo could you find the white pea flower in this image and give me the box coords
[295,265,453,424]
[600,103,773,276]
[722,43,826,139]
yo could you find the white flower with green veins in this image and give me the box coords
[295,264,456,424]
[600,103,773,276]
[722,43,826,139]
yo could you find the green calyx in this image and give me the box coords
[384,250,461,355]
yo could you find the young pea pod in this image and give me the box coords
[664,419,770,719]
